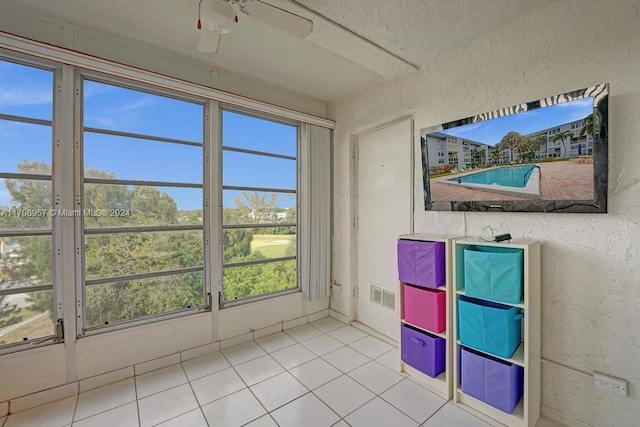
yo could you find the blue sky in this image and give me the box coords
[0,60,297,210]
[438,97,593,146]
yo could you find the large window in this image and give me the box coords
[79,79,207,331]
[0,59,56,346]
[0,43,323,352]
[221,110,298,303]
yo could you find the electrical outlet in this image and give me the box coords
[594,372,627,396]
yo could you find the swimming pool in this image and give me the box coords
[439,165,541,198]
[448,165,532,187]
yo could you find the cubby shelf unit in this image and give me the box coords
[452,237,541,427]
[398,234,456,400]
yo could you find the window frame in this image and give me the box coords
[0,53,61,355]
[75,71,212,335]
[219,105,301,308]
[0,33,332,350]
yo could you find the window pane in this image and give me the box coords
[223,260,296,301]
[0,180,52,230]
[84,184,202,228]
[0,60,53,120]
[223,227,296,264]
[84,80,203,142]
[85,231,203,280]
[221,111,298,302]
[222,110,296,156]
[0,289,54,345]
[84,133,202,184]
[0,121,52,171]
[222,190,296,225]
[223,151,296,190]
[0,236,53,288]
[84,272,205,327]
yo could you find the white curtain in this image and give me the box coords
[300,123,331,300]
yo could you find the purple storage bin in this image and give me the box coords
[401,324,445,378]
[460,347,523,414]
[415,241,445,288]
[397,240,445,288]
[398,239,416,285]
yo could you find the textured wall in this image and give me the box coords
[330,1,640,425]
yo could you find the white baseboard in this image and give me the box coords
[541,404,592,427]
[328,309,350,324]
[349,321,398,347]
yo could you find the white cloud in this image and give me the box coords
[118,97,155,113]
[83,82,115,99]
[0,86,52,107]
[84,115,118,128]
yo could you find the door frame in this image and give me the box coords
[350,116,415,326]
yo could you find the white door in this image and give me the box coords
[356,118,413,341]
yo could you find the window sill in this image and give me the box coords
[220,288,301,309]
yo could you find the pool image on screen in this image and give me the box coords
[450,166,531,188]
[419,83,609,213]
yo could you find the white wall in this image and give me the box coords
[0,5,330,404]
[330,1,640,425]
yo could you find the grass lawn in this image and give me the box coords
[0,313,53,345]
[251,234,295,258]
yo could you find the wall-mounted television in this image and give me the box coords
[420,83,608,213]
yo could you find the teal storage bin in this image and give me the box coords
[464,245,524,304]
[458,296,522,358]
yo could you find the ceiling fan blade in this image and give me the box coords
[248,1,313,38]
[197,30,222,53]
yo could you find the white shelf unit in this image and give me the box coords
[398,234,456,400]
[452,237,541,427]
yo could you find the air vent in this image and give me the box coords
[369,283,396,312]
[370,284,382,304]
[382,289,396,310]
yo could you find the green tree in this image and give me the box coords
[2,162,54,322]
[233,191,278,224]
[3,161,206,328]
[221,191,297,301]
[552,130,573,159]
[223,210,254,264]
[490,147,501,164]
[130,186,177,225]
[499,131,527,163]
[519,135,545,163]
[0,295,19,328]
[232,191,295,234]
[470,148,484,168]
[222,260,296,301]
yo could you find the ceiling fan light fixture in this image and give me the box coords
[201,0,236,34]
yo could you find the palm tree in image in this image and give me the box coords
[491,147,501,165]
[580,114,594,138]
[575,114,595,156]
[532,134,546,160]
[552,130,573,158]
[519,135,545,163]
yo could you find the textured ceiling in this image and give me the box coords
[2,0,558,103]
[292,0,559,66]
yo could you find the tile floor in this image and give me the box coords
[1,317,565,427]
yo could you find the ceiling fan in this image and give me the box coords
[196,0,313,53]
